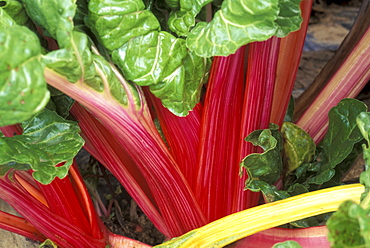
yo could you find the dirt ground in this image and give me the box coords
[0,1,368,247]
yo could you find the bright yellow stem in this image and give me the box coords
[156,183,364,248]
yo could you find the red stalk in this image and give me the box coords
[270,0,313,126]
[45,68,206,237]
[36,166,94,236]
[148,93,202,192]
[0,170,108,247]
[0,211,45,242]
[234,37,281,212]
[70,103,169,236]
[0,124,22,137]
[196,46,246,222]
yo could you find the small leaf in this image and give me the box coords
[272,240,303,248]
[281,122,316,174]
[0,109,84,184]
[241,126,283,190]
[168,0,212,36]
[0,25,49,126]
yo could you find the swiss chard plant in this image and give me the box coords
[0,0,369,247]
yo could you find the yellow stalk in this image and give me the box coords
[155,183,364,248]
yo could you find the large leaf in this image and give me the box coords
[186,0,302,57]
[86,0,210,116]
[85,0,160,51]
[0,109,84,184]
[22,0,76,47]
[112,31,209,116]
[0,25,49,126]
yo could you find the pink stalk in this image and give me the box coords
[295,27,370,143]
[196,46,246,222]
[148,93,202,192]
[234,226,330,248]
[45,67,206,237]
[270,0,313,126]
[109,232,153,248]
[235,37,281,212]
[70,103,169,236]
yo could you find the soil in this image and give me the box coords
[0,1,369,247]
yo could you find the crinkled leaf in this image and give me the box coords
[22,0,76,47]
[0,25,49,126]
[308,99,367,185]
[1,0,29,26]
[113,31,208,116]
[357,112,370,167]
[0,109,84,184]
[281,122,316,174]
[327,200,370,248]
[241,124,283,190]
[86,0,160,51]
[186,0,302,57]
[168,0,212,37]
[272,241,303,248]
[357,112,370,202]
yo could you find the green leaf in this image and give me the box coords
[85,0,160,51]
[0,109,84,184]
[47,86,75,119]
[22,0,76,47]
[112,31,209,116]
[281,122,316,174]
[272,240,303,248]
[186,0,302,57]
[327,200,369,248]
[241,124,283,190]
[168,0,212,37]
[357,112,370,167]
[0,7,17,27]
[308,99,367,185]
[357,112,370,204]
[1,0,29,26]
[43,30,95,83]
[0,25,50,126]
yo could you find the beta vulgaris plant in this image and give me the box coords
[0,0,369,247]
